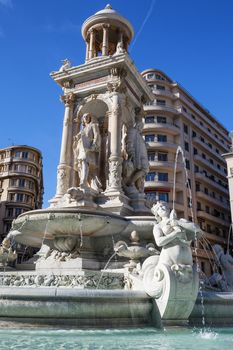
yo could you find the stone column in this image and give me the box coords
[102,25,109,56]
[106,92,123,193]
[55,93,75,198]
[88,29,95,59]
[85,41,90,62]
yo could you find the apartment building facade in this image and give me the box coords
[142,68,231,275]
[0,145,43,244]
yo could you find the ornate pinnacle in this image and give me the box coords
[105,4,112,9]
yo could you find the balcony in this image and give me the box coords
[143,122,180,135]
[196,190,230,211]
[0,156,40,168]
[145,180,183,191]
[0,170,39,181]
[144,103,178,115]
[194,154,227,179]
[152,89,175,99]
[195,172,229,195]
[175,95,230,145]
[197,210,229,227]
[149,160,183,172]
[7,186,35,195]
[192,137,227,165]
[146,141,178,152]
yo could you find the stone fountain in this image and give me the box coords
[0,4,228,328]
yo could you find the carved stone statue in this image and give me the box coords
[59,59,71,72]
[0,236,17,268]
[209,244,233,291]
[142,202,202,322]
[151,202,202,268]
[123,122,149,194]
[73,113,102,191]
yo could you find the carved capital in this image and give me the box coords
[60,93,76,106]
[107,80,126,94]
[102,23,110,30]
[61,79,73,89]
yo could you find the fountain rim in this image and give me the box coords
[15,207,130,222]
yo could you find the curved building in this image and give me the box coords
[0,145,43,241]
[142,68,231,275]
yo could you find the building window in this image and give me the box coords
[4,223,12,234]
[9,193,15,201]
[183,107,187,113]
[155,74,165,80]
[15,151,21,158]
[183,124,188,134]
[10,179,17,187]
[209,159,214,165]
[200,136,204,142]
[146,172,156,181]
[147,73,155,79]
[193,147,198,155]
[192,131,197,137]
[15,208,22,217]
[145,116,155,123]
[145,134,155,142]
[158,192,169,202]
[196,183,200,191]
[187,197,192,208]
[146,191,157,202]
[157,116,166,124]
[158,153,168,161]
[197,202,201,210]
[204,187,208,195]
[6,208,14,217]
[19,179,25,187]
[22,151,28,159]
[158,173,168,181]
[16,193,24,202]
[156,84,165,90]
[185,142,189,152]
[29,181,34,190]
[157,134,167,142]
[205,206,210,214]
[202,153,206,159]
[156,99,166,106]
[217,164,220,170]
[185,160,190,169]
[194,165,199,173]
[148,152,155,161]
[191,114,196,120]
[25,194,31,203]
[216,148,219,154]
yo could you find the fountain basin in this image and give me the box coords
[10,208,130,248]
[0,287,157,328]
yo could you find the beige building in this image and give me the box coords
[0,145,43,243]
[223,134,233,225]
[142,68,231,275]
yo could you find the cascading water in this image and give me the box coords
[173,145,206,328]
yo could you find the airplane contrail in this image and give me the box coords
[130,0,157,51]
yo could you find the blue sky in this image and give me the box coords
[0,0,232,207]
